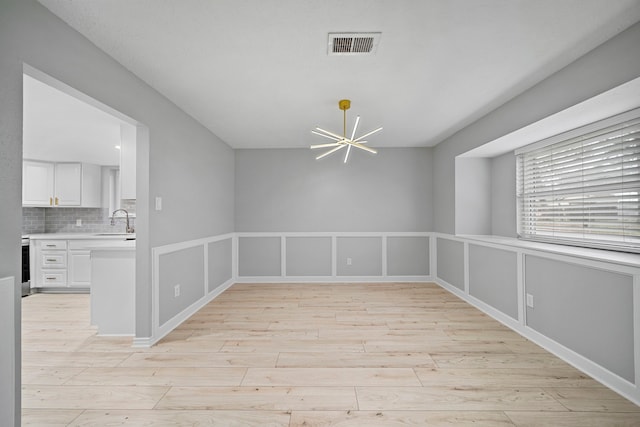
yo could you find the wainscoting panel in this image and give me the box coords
[387,236,430,276]
[208,238,232,292]
[285,236,332,276]
[336,236,382,277]
[238,236,281,277]
[158,246,204,326]
[469,244,518,319]
[525,254,634,383]
[436,237,464,291]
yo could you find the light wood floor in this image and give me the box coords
[22,282,640,426]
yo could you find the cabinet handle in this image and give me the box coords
[45,244,56,247]
[45,277,56,280]
[46,258,57,262]
[49,197,53,206]
[55,197,59,206]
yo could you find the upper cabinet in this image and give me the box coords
[120,124,136,200]
[23,160,102,208]
[22,160,54,206]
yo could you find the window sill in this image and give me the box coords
[455,234,640,270]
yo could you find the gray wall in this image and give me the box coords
[0,1,235,423]
[455,157,491,235]
[468,244,517,319]
[433,22,640,233]
[490,152,517,237]
[235,148,432,232]
[208,239,233,292]
[436,238,465,291]
[525,255,634,382]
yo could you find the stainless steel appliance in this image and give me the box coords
[21,235,30,297]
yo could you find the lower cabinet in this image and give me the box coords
[68,249,91,287]
[32,239,101,290]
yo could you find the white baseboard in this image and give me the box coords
[235,275,432,283]
[145,278,235,348]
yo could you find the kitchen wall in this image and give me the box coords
[22,207,137,234]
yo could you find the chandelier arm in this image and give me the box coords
[353,127,383,142]
[311,130,343,142]
[316,144,346,160]
[348,141,377,154]
[315,127,346,141]
[310,142,341,149]
[350,116,360,141]
[344,145,352,163]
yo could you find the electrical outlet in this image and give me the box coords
[346,257,352,265]
[174,284,181,297]
[526,293,534,308]
[75,219,82,227]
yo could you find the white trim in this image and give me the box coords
[463,241,469,294]
[514,106,640,155]
[235,275,432,284]
[145,230,640,406]
[517,251,525,326]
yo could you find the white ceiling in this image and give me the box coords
[23,73,127,165]
[37,0,640,150]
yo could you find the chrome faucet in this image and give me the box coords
[110,209,134,233]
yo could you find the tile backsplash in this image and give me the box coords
[23,207,136,235]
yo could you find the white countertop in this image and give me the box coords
[28,233,136,241]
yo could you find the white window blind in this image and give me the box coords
[516,114,640,253]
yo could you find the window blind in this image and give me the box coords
[516,115,640,252]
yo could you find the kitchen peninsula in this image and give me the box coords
[28,233,136,335]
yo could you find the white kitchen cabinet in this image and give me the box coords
[33,239,68,288]
[22,160,54,206]
[68,250,91,287]
[54,163,82,206]
[22,161,102,207]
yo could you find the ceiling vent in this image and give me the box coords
[328,32,381,56]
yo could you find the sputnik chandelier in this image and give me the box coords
[310,99,382,163]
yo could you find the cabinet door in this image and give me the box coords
[55,163,82,206]
[23,160,54,206]
[68,250,91,287]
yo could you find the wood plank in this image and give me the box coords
[119,352,279,368]
[156,386,358,411]
[65,366,247,386]
[290,410,515,426]
[68,410,290,426]
[356,386,567,411]
[414,367,600,388]
[22,384,169,409]
[242,367,422,386]
[277,352,436,368]
[505,411,640,427]
[21,409,84,426]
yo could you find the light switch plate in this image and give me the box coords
[155,196,162,211]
